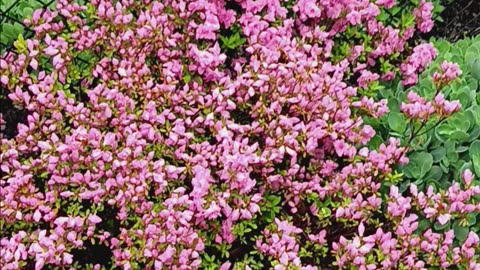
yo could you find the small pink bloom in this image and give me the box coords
[87,214,102,224]
[437,213,451,225]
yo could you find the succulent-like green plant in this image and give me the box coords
[369,36,480,242]
[412,36,480,185]
[373,36,480,191]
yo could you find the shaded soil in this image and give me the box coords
[0,87,27,140]
[428,0,480,41]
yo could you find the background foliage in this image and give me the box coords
[1,0,480,269]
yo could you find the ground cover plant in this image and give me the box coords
[367,34,480,252]
[0,0,56,51]
[1,0,480,269]
[377,36,480,192]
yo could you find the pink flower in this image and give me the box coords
[400,43,438,85]
[334,139,348,157]
[376,0,396,8]
[357,70,380,88]
[346,11,362,26]
[463,169,474,187]
[196,13,220,40]
[220,262,232,270]
[413,0,434,33]
[437,213,451,226]
[433,61,462,85]
[87,214,102,224]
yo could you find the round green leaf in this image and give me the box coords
[471,58,480,80]
[387,98,400,112]
[450,130,470,142]
[453,220,469,242]
[388,112,406,133]
[467,126,480,142]
[426,166,443,181]
[416,219,432,234]
[467,213,477,226]
[467,106,480,126]
[23,7,34,18]
[406,152,433,179]
[469,140,480,177]
[431,147,446,163]
[434,40,451,54]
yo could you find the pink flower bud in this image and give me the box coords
[463,169,474,187]
[87,214,102,224]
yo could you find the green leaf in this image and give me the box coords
[2,23,15,40]
[387,98,400,112]
[450,130,470,142]
[388,112,406,133]
[23,7,34,18]
[193,75,203,85]
[471,58,480,80]
[267,195,281,206]
[436,124,455,138]
[453,220,469,241]
[467,78,478,92]
[376,10,389,21]
[426,166,443,181]
[468,126,480,142]
[431,147,446,163]
[449,112,470,132]
[13,33,27,53]
[468,106,480,126]
[465,45,480,66]
[433,219,450,231]
[368,135,383,150]
[435,39,451,53]
[445,140,459,162]
[467,213,477,226]
[405,152,433,179]
[0,0,15,11]
[416,219,431,233]
[182,74,191,84]
[469,140,480,177]
[398,179,411,193]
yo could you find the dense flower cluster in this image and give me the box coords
[413,0,434,33]
[433,60,463,86]
[400,43,438,85]
[1,0,479,269]
[332,169,480,269]
[400,91,461,120]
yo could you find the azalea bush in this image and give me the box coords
[1,0,480,269]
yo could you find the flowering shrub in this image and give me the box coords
[1,0,479,269]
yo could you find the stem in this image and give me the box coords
[415,117,447,137]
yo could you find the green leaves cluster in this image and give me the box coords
[418,36,480,183]
[220,32,246,51]
[376,36,480,241]
[219,23,246,51]
[0,0,45,50]
[372,36,480,194]
[376,0,446,27]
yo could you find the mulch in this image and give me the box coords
[428,0,480,41]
